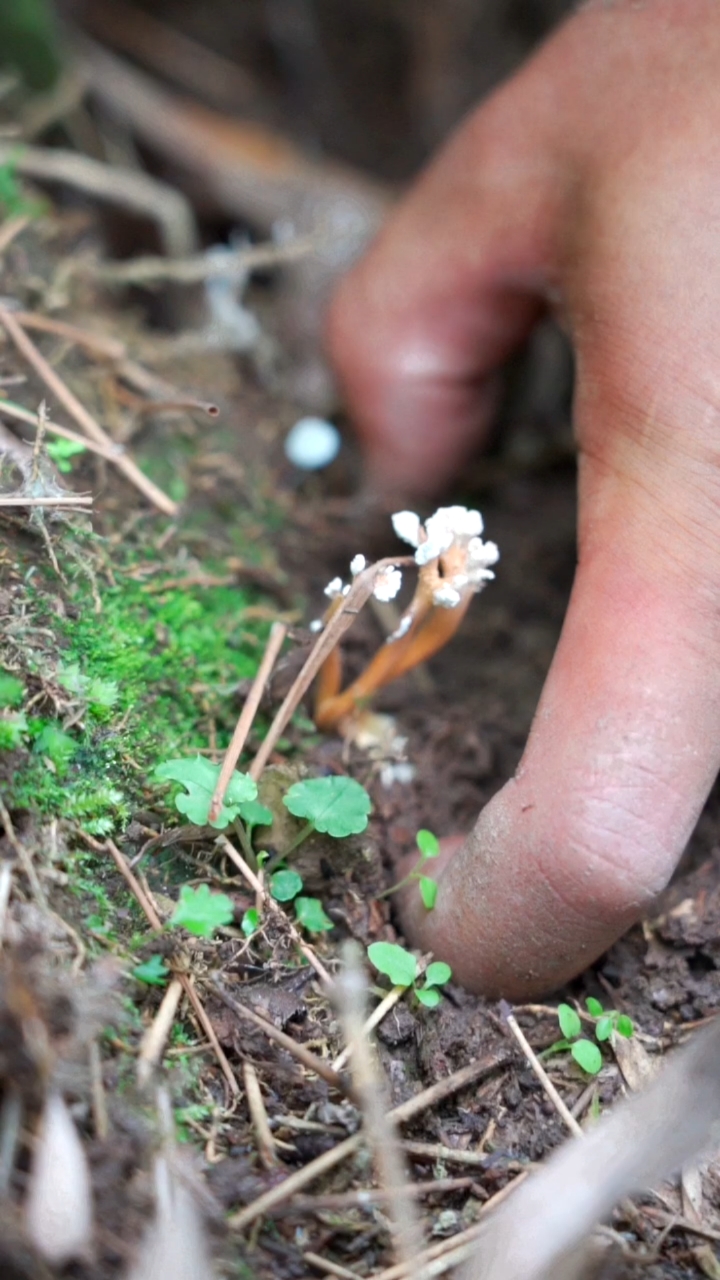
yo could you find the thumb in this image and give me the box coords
[327,80,562,497]
[403,321,720,996]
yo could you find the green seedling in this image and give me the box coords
[367,941,452,1009]
[546,1000,634,1076]
[46,438,87,473]
[266,865,333,933]
[133,955,169,986]
[585,996,634,1042]
[379,828,441,910]
[170,883,234,938]
[0,673,24,708]
[0,710,27,750]
[281,774,371,846]
[241,907,260,937]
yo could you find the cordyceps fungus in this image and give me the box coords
[314,506,499,734]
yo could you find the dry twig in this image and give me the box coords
[501,1002,582,1139]
[137,978,184,1088]
[209,621,287,822]
[0,306,177,515]
[243,1062,278,1171]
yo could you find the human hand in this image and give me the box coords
[328,0,720,996]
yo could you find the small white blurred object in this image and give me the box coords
[284,416,341,469]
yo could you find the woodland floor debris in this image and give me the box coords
[1,132,720,1280]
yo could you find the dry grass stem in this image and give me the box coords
[87,835,240,1098]
[212,977,345,1093]
[86,237,313,286]
[249,559,408,779]
[275,1179,474,1216]
[243,1062,278,1171]
[209,621,287,822]
[0,396,124,460]
[0,494,92,508]
[0,861,12,945]
[0,215,31,256]
[0,798,47,908]
[331,957,429,1073]
[218,835,333,984]
[400,1141,491,1170]
[137,978,184,1088]
[0,306,177,515]
[0,143,196,258]
[304,1253,363,1280]
[89,1041,109,1141]
[334,943,422,1269]
[502,1004,582,1139]
[11,312,127,361]
[229,1046,510,1230]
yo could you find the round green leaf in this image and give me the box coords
[237,799,273,829]
[367,941,418,987]
[419,875,438,910]
[241,908,260,937]
[132,955,169,986]
[415,986,442,1009]
[424,961,452,987]
[294,897,333,933]
[282,775,371,837]
[571,1039,603,1075]
[557,1003,582,1040]
[416,829,440,859]
[595,1015,613,1042]
[616,1014,634,1039]
[270,868,303,902]
[154,757,257,828]
[585,997,604,1018]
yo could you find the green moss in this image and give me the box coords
[2,537,271,830]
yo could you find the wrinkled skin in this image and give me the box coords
[328,0,720,996]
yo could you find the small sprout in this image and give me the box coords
[368,941,418,987]
[571,1039,603,1075]
[368,942,452,1009]
[154,756,257,828]
[170,884,234,938]
[270,868,303,902]
[294,896,333,933]
[380,828,441,911]
[284,416,341,470]
[46,438,87,473]
[0,672,24,707]
[585,997,634,1040]
[282,775,371,838]
[241,907,260,937]
[133,955,170,986]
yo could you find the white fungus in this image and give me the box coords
[324,576,344,598]
[373,566,402,603]
[433,584,462,609]
[350,554,367,575]
[391,510,422,548]
[284,417,341,470]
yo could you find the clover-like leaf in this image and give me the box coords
[133,955,169,986]
[585,996,604,1018]
[415,986,442,1009]
[294,896,333,933]
[595,1015,613,1042]
[0,673,24,708]
[270,868,303,902]
[283,775,371,837]
[241,907,260,937]
[557,1003,582,1041]
[424,961,452,988]
[416,829,440,859]
[154,757,257,828]
[170,884,234,938]
[570,1039,603,1076]
[367,941,418,988]
[237,799,273,829]
[616,1014,634,1039]
[419,875,438,910]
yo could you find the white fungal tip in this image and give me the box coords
[373,566,402,603]
[350,554,366,576]
[433,584,462,609]
[387,612,412,642]
[324,576,344,598]
[391,510,421,547]
[309,619,323,633]
[25,1093,94,1265]
[284,416,341,470]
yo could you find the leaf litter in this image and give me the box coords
[1,107,720,1280]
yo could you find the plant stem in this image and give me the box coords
[264,820,316,875]
[377,855,426,900]
[232,820,257,873]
